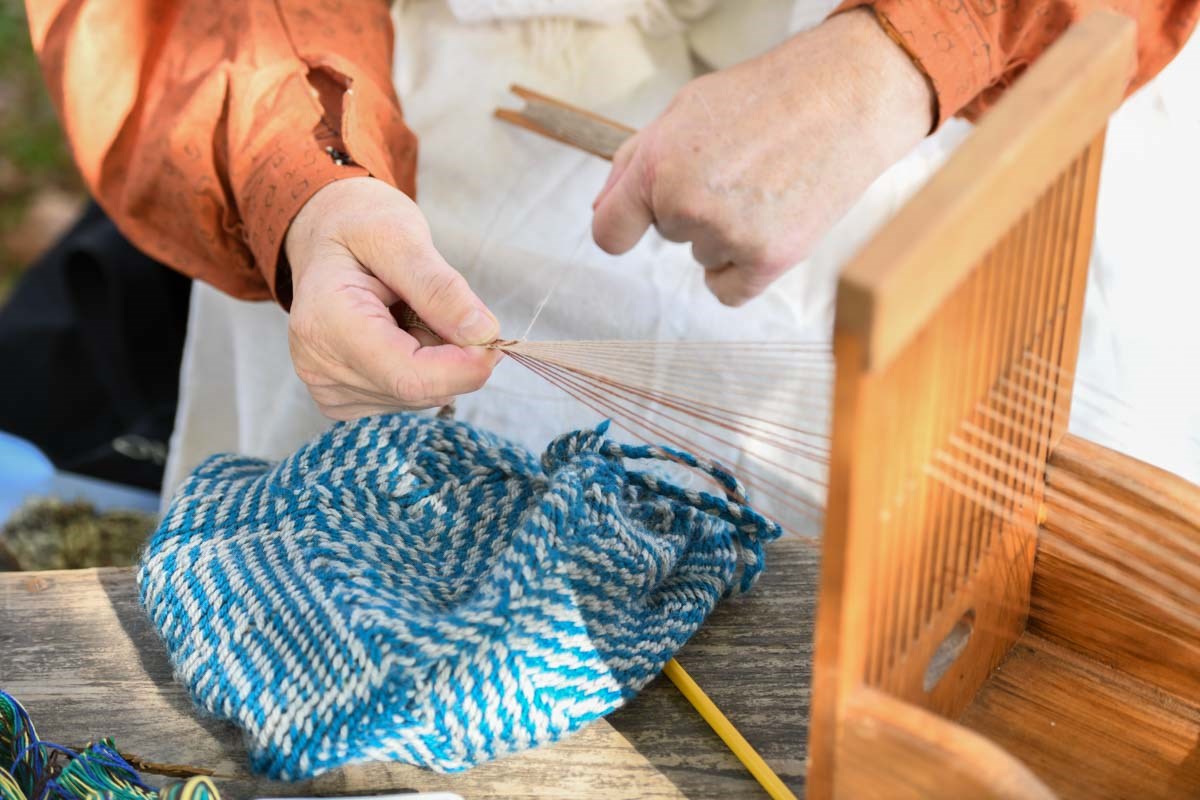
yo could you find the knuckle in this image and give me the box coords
[317,402,352,422]
[416,268,468,310]
[388,369,430,404]
[657,194,711,236]
[750,244,800,279]
[691,241,722,267]
[305,383,342,406]
[741,245,778,273]
[293,363,327,390]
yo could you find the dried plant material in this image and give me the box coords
[0,496,155,571]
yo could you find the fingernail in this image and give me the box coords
[457,307,499,344]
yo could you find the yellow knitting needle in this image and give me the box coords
[663,658,798,800]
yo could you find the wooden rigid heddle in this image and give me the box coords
[498,10,1200,799]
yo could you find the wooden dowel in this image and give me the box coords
[663,659,798,800]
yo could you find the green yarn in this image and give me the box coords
[0,691,222,800]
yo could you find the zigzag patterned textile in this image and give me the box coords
[138,414,781,779]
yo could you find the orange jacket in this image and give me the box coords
[837,1,1199,128]
[27,1,1198,304]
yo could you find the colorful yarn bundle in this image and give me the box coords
[139,414,781,779]
[0,691,218,800]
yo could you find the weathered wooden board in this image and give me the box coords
[0,536,817,798]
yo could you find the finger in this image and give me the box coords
[592,132,639,211]
[402,343,503,399]
[407,326,444,348]
[327,287,500,404]
[593,145,654,255]
[703,263,775,308]
[691,236,731,270]
[290,263,403,397]
[366,240,500,347]
[309,377,455,413]
[316,395,456,421]
[388,301,450,349]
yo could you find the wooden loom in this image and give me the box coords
[497,10,1200,799]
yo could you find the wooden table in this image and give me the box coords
[0,537,816,799]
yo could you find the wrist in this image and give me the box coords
[285,176,372,286]
[856,8,938,134]
[816,8,935,159]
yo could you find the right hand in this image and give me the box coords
[591,8,933,306]
[284,177,502,420]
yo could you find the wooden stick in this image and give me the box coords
[663,659,798,800]
[495,85,635,161]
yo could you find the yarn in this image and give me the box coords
[0,690,217,800]
[138,413,781,779]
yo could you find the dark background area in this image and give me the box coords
[0,2,188,570]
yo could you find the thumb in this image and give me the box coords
[592,131,638,211]
[376,241,499,346]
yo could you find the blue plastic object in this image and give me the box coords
[0,430,160,525]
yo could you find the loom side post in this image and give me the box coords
[835,13,1134,373]
[809,11,1137,799]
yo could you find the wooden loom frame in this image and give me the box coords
[497,10,1200,798]
[807,10,1200,799]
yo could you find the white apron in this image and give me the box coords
[163,0,1200,505]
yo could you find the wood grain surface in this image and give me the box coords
[838,686,1054,800]
[0,535,817,799]
[1035,433,1200,703]
[494,85,635,161]
[961,634,1200,800]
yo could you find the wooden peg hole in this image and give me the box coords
[924,609,976,692]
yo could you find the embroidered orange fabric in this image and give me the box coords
[837,1,1199,128]
[27,2,1197,302]
[25,0,416,305]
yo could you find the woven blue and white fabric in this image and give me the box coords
[138,414,780,780]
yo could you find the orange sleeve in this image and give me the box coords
[25,0,417,306]
[836,1,1200,129]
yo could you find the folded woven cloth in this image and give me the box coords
[138,414,780,779]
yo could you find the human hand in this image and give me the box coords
[591,8,934,305]
[284,177,501,420]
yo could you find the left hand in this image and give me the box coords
[285,177,502,420]
[591,9,934,306]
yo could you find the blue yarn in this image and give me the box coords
[138,414,781,780]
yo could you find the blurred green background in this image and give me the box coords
[0,0,83,303]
